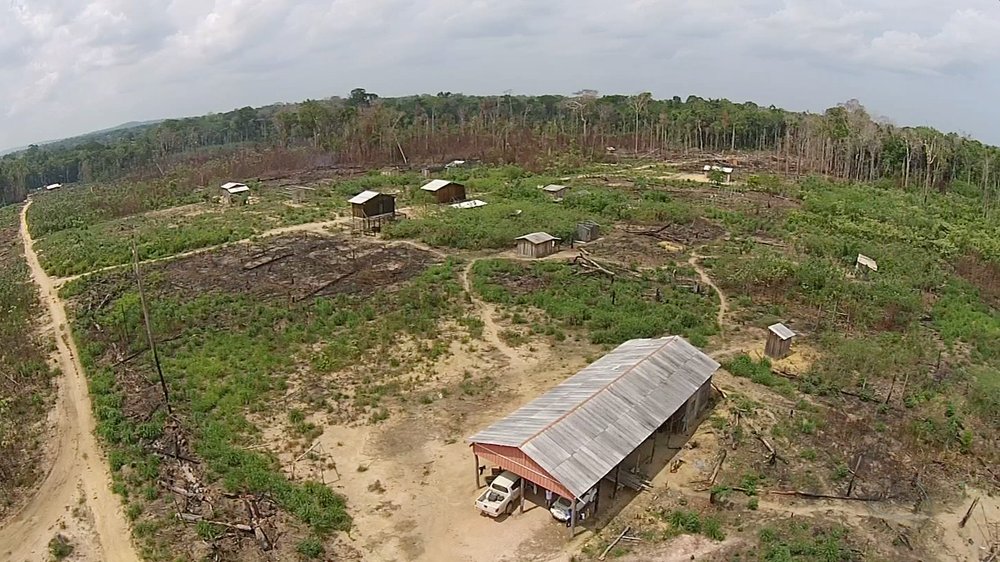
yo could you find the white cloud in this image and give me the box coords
[0,0,998,148]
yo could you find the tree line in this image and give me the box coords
[2,89,998,212]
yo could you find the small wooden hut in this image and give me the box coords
[576,221,600,243]
[221,182,250,205]
[420,179,466,204]
[515,232,561,259]
[542,184,569,200]
[765,323,796,360]
[349,190,396,234]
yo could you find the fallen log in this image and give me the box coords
[176,513,253,533]
[959,496,980,528]
[769,490,886,502]
[711,382,728,400]
[158,480,202,499]
[599,526,632,561]
[709,450,727,486]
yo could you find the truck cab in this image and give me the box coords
[475,471,522,517]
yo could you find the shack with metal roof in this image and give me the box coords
[468,336,719,536]
[348,190,396,234]
[420,179,466,204]
[220,182,250,205]
[541,184,569,201]
[765,323,796,359]
[515,232,561,259]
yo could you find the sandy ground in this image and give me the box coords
[0,200,139,562]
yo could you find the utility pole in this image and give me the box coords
[131,239,172,415]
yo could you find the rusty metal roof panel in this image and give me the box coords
[468,336,720,498]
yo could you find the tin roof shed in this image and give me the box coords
[468,336,719,498]
[768,323,796,341]
[420,179,458,192]
[516,232,560,245]
[348,190,381,204]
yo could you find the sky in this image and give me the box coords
[2,0,1000,150]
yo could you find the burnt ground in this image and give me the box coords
[158,233,440,302]
[583,219,726,269]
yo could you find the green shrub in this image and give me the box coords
[296,537,325,559]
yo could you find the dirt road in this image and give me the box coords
[0,200,138,561]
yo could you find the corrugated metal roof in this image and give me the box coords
[348,190,381,204]
[542,184,569,192]
[703,165,735,174]
[420,179,459,192]
[857,254,878,271]
[516,232,560,244]
[768,323,796,340]
[468,337,719,498]
[225,185,250,194]
[451,199,488,209]
[221,182,247,190]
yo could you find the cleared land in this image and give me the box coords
[8,160,998,562]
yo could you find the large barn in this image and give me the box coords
[468,336,719,535]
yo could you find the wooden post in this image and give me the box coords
[593,481,601,516]
[520,482,525,514]
[649,433,657,465]
[132,239,172,415]
[613,465,621,499]
[569,501,577,538]
[474,454,481,488]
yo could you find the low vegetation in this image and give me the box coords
[471,259,719,346]
[63,237,467,558]
[0,206,55,516]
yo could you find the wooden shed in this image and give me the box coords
[765,323,796,360]
[469,336,720,537]
[515,232,561,259]
[420,179,466,204]
[576,221,600,243]
[542,184,569,200]
[349,190,396,234]
[221,182,250,205]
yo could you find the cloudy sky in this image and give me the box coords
[2,0,1000,150]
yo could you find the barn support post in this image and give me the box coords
[474,454,481,488]
[613,465,621,499]
[594,481,601,515]
[649,432,657,464]
[520,483,525,514]
[569,500,577,538]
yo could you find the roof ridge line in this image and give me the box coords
[516,336,680,449]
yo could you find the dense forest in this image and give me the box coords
[2,89,998,211]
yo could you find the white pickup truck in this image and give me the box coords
[475,471,523,517]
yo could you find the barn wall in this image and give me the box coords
[472,443,575,499]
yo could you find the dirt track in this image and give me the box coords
[0,200,138,561]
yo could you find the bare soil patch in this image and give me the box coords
[149,233,441,301]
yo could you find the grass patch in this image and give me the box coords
[471,259,718,346]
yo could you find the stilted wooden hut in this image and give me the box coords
[349,190,396,234]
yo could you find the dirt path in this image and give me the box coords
[461,258,529,370]
[689,253,727,329]
[0,200,139,562]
